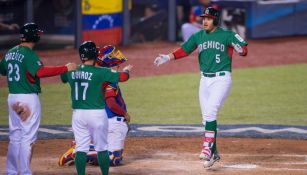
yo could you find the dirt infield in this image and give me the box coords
[1,37,307,87]
[0,137,307,175]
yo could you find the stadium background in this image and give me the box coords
[0,0,307,174]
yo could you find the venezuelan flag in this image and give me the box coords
[82,0,124,45]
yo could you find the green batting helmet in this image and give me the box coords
[200,7,220,26]
[20,23,43,42]
[79,41,98,61]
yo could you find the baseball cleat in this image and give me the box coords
[203,152,220,168]
[199,152,210,160]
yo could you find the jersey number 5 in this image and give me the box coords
[215,54,221,63]
[8,63,20,82]
[75,82,89,100]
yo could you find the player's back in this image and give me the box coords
[0,45,42,94]
[61,64,120,109]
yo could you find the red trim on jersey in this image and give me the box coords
[26,71,36,84]
[106,97,126,116]
[36,66,68,78]
[240,46,248,56]
[228,45,248,58]
[228,46,234,59]
[173,47,189,60]
[119,72,129,82]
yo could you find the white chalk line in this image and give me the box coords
[221,153,307,157]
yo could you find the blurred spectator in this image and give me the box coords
[181,0,219,41]
[140,3,159,22]
[221,8,246,38]
[131,3,167,42]
[176,0,191,29]
[0,22,19,31]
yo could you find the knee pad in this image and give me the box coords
[109,150,123,166]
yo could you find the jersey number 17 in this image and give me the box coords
[75,82,88,100]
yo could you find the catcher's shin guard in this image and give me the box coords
[109,149,123,166]
[58,141,76,166]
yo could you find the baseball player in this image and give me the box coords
[154,7,248,168]
[58,45,131,167]
[99,45,131,166]
[61,41,132,175]
[0,22,77,175]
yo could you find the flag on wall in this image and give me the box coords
[82,0,123,45]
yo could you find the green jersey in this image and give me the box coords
[181,27,247,73]
[0,45,43,94]
[61,64,120,109]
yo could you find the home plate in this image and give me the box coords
[224,164,258,169]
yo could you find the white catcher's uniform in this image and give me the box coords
[104,83,129,152]
[108,116,128,151]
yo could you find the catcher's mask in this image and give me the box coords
[96,45,127,68]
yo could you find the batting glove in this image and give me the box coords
[154,54,170,66]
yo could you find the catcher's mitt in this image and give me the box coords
[12,102,31,122]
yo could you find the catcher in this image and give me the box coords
[59,45,131,167]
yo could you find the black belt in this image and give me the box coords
[116,117,126,122]
[203,72,226,77]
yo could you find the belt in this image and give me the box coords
[116,117,126,122]
[203,71,226,78]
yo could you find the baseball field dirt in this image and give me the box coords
[0,137,307,175]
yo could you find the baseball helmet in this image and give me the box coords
[200,7,220,25]
[96,45,127,68]
[79,41,98,61]
[20,23,43,42]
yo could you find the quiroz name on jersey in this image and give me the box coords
[198,41,225,53]
[71,71,93,81]
[5,52,24,63]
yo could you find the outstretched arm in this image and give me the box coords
[154,47,191,66]
[36,63,77,78]
[118,65,133,82]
